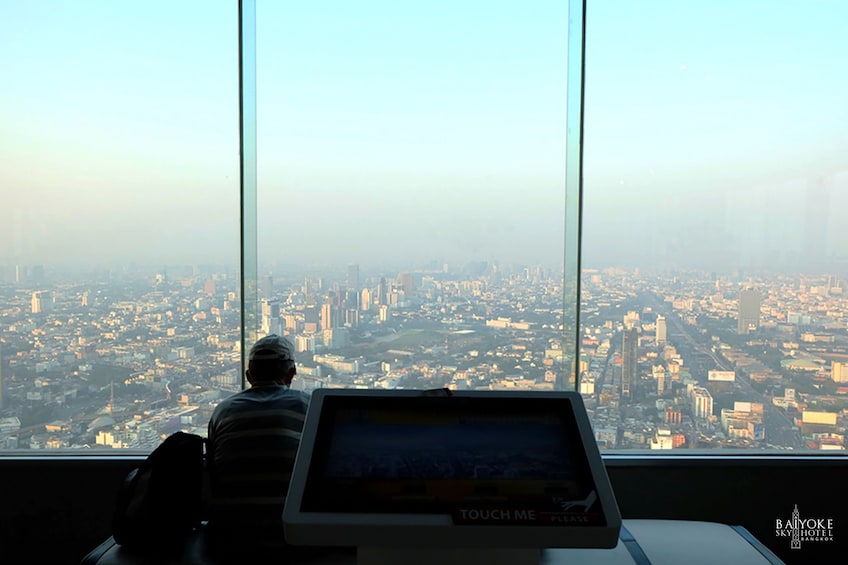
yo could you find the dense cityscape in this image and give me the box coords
[0,263,847,452]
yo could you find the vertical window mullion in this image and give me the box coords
[239,0,259,389]
[565,0,586,391]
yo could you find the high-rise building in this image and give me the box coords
[294,335,315,353]
[261,275,274,300]
[260,300,281,335]
[737,287,761,334]
[204,277,216,296]
[345,309,359,327]
[624,310,640,330]
[31,291,42,314]
[621,327,638,401]
[654,365,670,396]
[343,289,360,310]
[327,290,339,307]
[361,288,372,312]
[664,407,682,425]
[262,315,281,336]
[321,302,338,331]
[655,315,667,344]
[261,300,279,319]
[691,386,714,419]
[284,315,299,334]
[304,306,320,328]
[346,265,360,292]
[398,272,414,294]
[376,277,387,306]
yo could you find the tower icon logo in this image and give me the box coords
[775,505,834,550]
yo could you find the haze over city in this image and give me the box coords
[2,1,847,270]
[2,0,848,454]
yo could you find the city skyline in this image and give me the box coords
[3,263,848,452]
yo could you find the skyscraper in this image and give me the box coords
[345,309,359,327]
[31,292,42,314]
[321,302,338,331]
[621,327,638,401]
[346,265,360,292]
[261,300,281,335]
[655,315,667,344]
[261,275,274,300]
[376,277,387,306]
[737,287,761,334]
[344,289,360,310]
[398,272,414,294]
[303,307,320,333]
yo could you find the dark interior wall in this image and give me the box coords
[0,457,134,565]
[1,457,845,565]
[605,458,847,565]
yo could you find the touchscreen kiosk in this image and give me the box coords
[284,390,621,564]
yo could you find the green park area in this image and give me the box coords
[84,364,134,388]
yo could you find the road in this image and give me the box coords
[648,294,803,449]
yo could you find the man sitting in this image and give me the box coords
[206,334,309,561]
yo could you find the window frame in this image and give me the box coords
[2,0,846,462]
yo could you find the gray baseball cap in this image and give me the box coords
[249,334,295,361]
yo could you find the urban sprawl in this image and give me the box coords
[1,264,847,452]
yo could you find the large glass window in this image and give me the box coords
[4,0,846,456]
[253,1,574,393]
[581,0,848,451]
[0,1,239,450]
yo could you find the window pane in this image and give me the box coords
[255,1,573,393]
[0,1,239,450]
[581,1,848,451]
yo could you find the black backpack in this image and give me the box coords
[112,431,207,551]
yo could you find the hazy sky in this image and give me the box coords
[581,0,848,270]
[2,1,239,267]
[2,1,847,272]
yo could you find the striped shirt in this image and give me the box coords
[206,385,308,550]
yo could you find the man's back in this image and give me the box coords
[207,384,309,552]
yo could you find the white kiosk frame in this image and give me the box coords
[284,390,621,564]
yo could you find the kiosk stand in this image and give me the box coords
[284,390,622,565]
[283,390,782,565]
